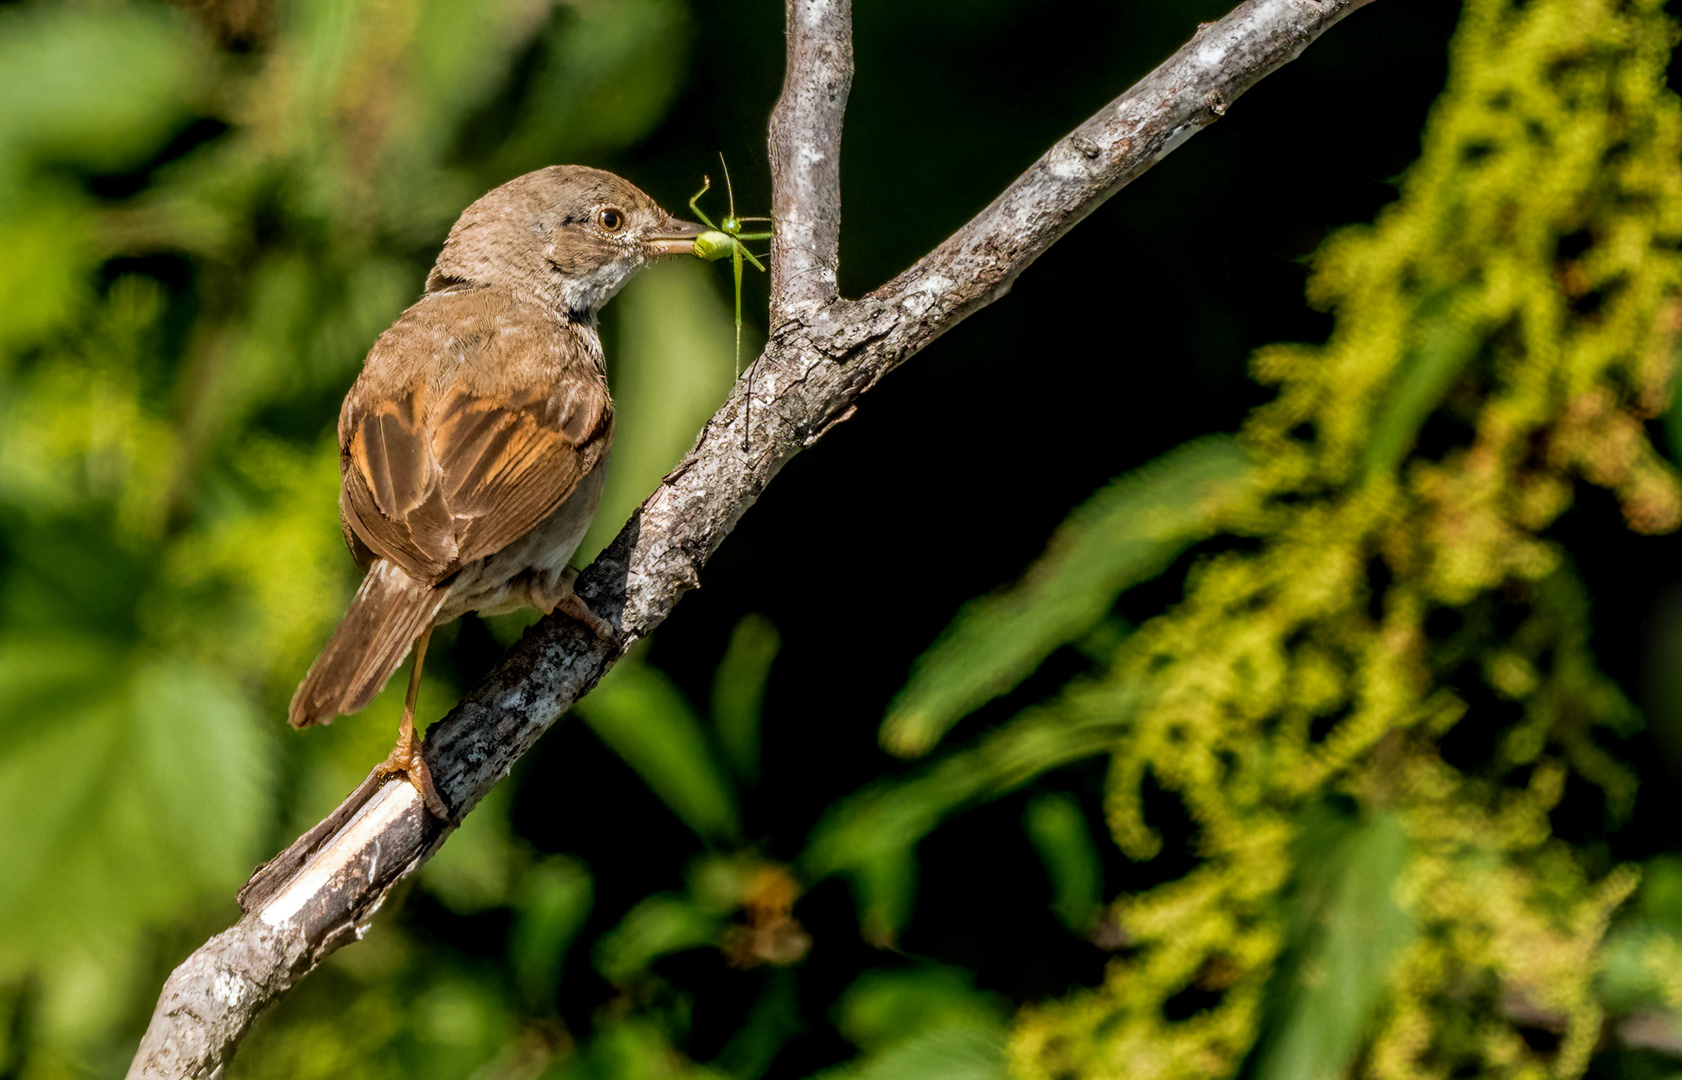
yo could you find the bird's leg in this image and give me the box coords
[374,624,451,820]
[531,567,618,642]
[554,589,617,642]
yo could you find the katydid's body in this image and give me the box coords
[688,160,774,448]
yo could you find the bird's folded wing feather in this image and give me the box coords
[338,295,612,585]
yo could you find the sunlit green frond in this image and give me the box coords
[881,436,1257,759]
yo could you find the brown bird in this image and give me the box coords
[289,166,703,819]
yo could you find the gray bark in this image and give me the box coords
[126,0,1379,1075]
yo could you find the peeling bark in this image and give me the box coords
[126,0,1378,1075]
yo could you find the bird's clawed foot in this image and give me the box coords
[534,568,619,643]
[375,716,452,821]
[554,589,617,642]
[374,624,451,821]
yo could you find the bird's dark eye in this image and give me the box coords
[597,207,625,232]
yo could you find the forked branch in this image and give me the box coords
[126,0,1378,1075]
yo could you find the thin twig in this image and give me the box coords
[126,0,1378,1075]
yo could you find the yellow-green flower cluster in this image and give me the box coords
[1013,0,1682,1076]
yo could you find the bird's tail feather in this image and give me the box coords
[289,560,448,729]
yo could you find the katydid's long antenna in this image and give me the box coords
[721,152,738,230]
[689,153,772,455]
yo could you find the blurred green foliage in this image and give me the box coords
[576,655,743,846]
[0,0,725,1072]
[4,0,1682,1078]
[991,0,1682,1074]
[879,435,1261,758]
[1022,793,1104,935]
[1252,807,1414,1080]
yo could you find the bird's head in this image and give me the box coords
[425,165,705,322]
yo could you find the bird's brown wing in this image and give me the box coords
[339,385,454,580]
[338,305,612,585]
[432,380,612,564]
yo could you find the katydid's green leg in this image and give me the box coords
[686,157,775,450]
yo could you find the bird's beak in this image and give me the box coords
[645,216,708,257]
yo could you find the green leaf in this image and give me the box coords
[881,435,1256,758]
[574,658,741,844]
[807,682,1137,937]
[509,856,594,1009]
[712,968,804,1079]
[711,614,781,786]
[0,640,270,974]
[129,657,273,885]
[808,1024,1009,1080]
[0,5,204,173]
[1360,287,1485,481]
[1023,793,1103,933]
[593,893,722,986]
[0,640,125,954]
[1253,807,1415,1080]
[850,845,918,948]
[834,965,1007,1056]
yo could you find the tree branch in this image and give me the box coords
[126,0,1377,1075]
[769,0,849,315]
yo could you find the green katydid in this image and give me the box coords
[687,157,773,448]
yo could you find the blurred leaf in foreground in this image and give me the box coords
[1252,806,1414,1080]
[810,965,1010,1080]
[880,435,1258,759]
[806,683,1136,942]
[593,892,723,986]
[835,965,1007,1055]
[1023,793,1103,935]
[574,656,741,845]
[510,855,595,1011]
[711,613,781,787]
